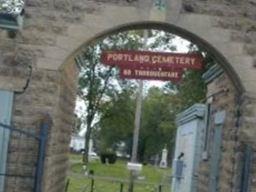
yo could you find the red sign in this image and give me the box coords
[119,66,183,82]
[101,50,203,70]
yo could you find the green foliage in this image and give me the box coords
[100,152,117,164]
[70,159,170,182]
[98,86,178,162]
[169,70,207,113]
[97,50,214,162]
[76,29,177,163]
[0,0,24,14]
[76,44,117,163]
[163,47,214,113]
[139,87,177,161]
[76,30,213,165]
[67,154,171,192]
[98,87,136,151]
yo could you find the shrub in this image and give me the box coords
[100,152,117,164]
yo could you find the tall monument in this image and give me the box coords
[159,146,168,168]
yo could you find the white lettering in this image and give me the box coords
[107,53,114,61]
[191,58,195,65]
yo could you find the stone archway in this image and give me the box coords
[58,21,248,192]
[0,1,256,192]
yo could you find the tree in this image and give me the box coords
[76,45,116,164]
[0,0,24,15]
[163,44,214,113]
[76,29,179,164]
[97,43,214,163]
[98,86,136,153]
[139,87,177,162]
[98,86,178,162]
[76,29,176,164]
[73,113,82,134]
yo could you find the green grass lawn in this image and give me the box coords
[67,154,171,192]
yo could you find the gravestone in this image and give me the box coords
[159,147,168,168]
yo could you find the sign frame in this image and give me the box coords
[101,50,203,70]
[119,66,183,82]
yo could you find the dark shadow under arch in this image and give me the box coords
[72,21,244,95]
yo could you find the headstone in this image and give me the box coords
[159,147,168,168]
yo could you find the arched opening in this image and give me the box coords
[62,22,245,192]
[62,21,244,94]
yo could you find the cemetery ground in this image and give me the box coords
[67,154,172,192]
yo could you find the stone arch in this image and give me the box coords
[1,1,256,192]
[52,8,255,192]
[60,21,245,94]
[44,6,255,192]
[56,19,249,192]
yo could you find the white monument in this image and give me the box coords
[159,147,168,168]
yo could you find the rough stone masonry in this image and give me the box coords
[0,0,256,192]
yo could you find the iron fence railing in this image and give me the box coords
[0,115,51,192]
[66,174,171,192]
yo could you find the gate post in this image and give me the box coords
[34,115,52,192]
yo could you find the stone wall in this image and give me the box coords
[0,63,77,192]
[0,1,134,192]
[179,0,256,94]
[42,62,78,192]
[3,67,61,191]
[179,1,256,191]
[198,71,236,191]
[197,69,255,192]
[0,47,77,192]
[239,96,256,191]
[181,0,256,46]
[1,0,256,192]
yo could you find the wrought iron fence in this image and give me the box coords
[66,174,171,192]
[0,115,51,192]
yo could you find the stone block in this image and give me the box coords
[178,14,213,29]
[1,1,256,192]
[37,57,64,70]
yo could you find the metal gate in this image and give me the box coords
[209,111,226,192]
[0,115,51,192]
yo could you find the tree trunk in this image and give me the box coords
[83,114,93,165]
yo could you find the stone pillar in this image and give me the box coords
[197,64,243,192]
[172,104,206,192]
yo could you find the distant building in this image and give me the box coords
[69,135,93,154]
